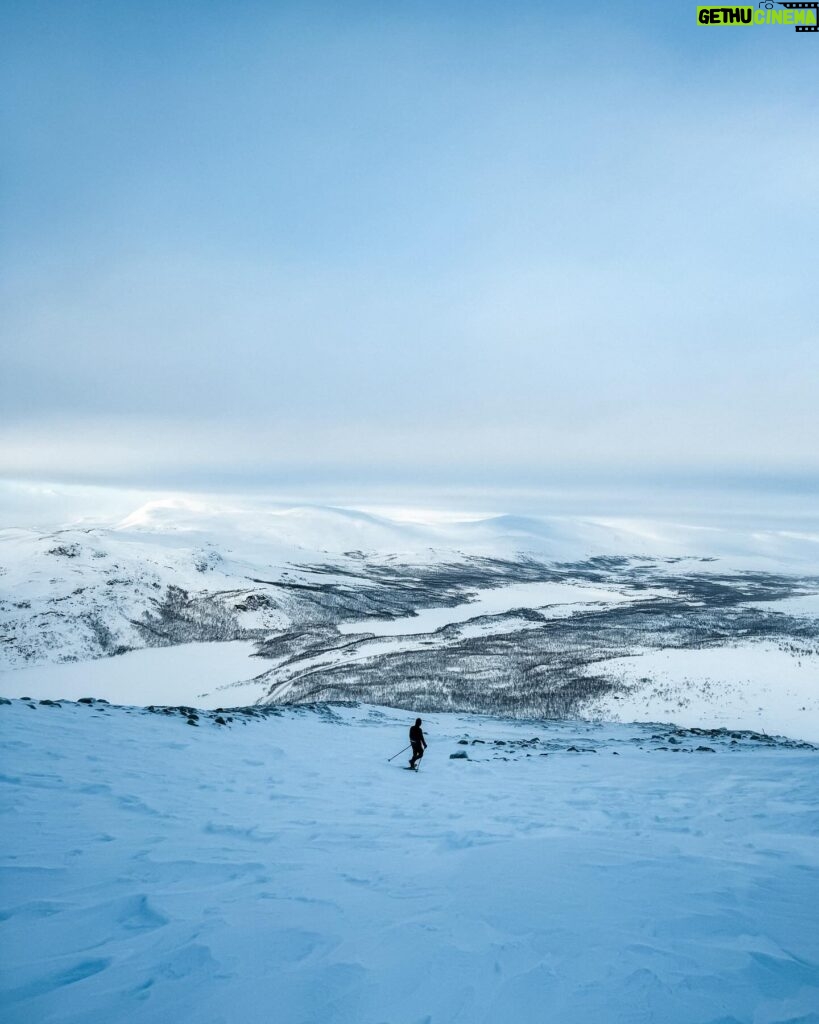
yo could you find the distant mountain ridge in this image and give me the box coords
[1,500,817,737]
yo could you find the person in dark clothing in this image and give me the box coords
[409,718,427,769]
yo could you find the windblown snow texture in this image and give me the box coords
[1,699,817,1023]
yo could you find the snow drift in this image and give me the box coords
[1,698,818,1024]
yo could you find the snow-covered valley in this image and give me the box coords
[1,498,818,739]
[2,698,817,1024]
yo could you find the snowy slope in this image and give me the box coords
[584,642,819,742]
[1,699,817,1024]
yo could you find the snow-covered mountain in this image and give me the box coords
[1,498,818,739]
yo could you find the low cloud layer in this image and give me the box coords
[2,3,817,487]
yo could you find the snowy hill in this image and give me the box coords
[1,497,818,739]
[1,698,817,1024]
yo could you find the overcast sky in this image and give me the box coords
[2,1,817,492]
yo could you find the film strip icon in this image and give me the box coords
[773,1,819,31]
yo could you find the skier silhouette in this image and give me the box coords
[409,718,427,769]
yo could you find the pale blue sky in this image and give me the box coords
[2,1,817,490]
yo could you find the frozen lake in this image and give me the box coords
[0,641,264,709]
[338,580,631,636]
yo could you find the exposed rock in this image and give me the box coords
[47,543,81,558]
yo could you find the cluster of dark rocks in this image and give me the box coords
[450,735,597,759]
[46,543,81,558]
[443,721,818,762]
[1,696,95,710]
[0,695,284,730]
[144,704,286,727]
[645,725,815,752]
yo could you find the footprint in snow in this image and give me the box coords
[3,957,111,1004]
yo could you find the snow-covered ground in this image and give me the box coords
[1,699,817,1024]
[585,642,819,743]
[3,484,818,568]
[0,641,263,709]
[337,580,633,636]
[749,594,819,619]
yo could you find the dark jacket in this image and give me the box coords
[409,724,426,748]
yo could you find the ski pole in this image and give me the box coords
[387,744,411,762]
